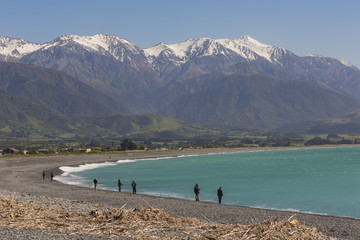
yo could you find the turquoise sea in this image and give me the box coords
[56,147,360,218]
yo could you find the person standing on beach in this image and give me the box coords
[50,172,54,182]
[93,178,98,190]
[217,187,224,203]
[118,179,123,192]
[194,183,200,201]
[131,180,137,194]
[43,171,45,180]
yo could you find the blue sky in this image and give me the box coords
[1,0,360,67]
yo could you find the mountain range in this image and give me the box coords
[1,34,360,136]
[0,61,210,139]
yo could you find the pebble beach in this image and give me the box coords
[1,149,360,239]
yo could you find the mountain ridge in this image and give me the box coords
[1,34,355,69]
[1,34,360,131]
[160,74,360,130]
[0,61,129,117]
[144,35,289,64]
[0,62,213,139]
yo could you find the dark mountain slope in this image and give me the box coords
[86,78,156,114]
[152,66,296,109]
[277,110,360,134]
[160,75,360,130]
[152,73,228,108]
[74,113,213,139]
[0,88,216,139]
[0,89,77,138]
[0,62,129,117]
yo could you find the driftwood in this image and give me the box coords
[0,196,337,239]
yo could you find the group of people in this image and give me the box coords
[93,178,137,194]
[194,184,224,203]
[46,172,223,203]
[43,171,54,182]
[92,180,224,203]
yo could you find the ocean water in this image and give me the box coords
[56,147,360,218]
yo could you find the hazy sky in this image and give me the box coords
[1,0,359,67]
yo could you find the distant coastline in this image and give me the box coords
[54,144,360,173]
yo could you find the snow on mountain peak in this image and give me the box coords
[0,34,145,63]
[144,43,173,58]
[145,38,199,59]
[2,34,350,69]
[70,34,134,50]
[306,53,324,58]
[144,35,282,63]
[340,60,358,69]
[145,38,222,59]
[0,36,44,59]
[0,34,284,64]
[231,35,279,61]
[49,34,139,61]
[239,35,260,44]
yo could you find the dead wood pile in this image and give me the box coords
[0,197,338,239]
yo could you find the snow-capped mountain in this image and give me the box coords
[144,35,290,64]
[0,34,142,62]
[41,34,142,62]
[143,35,296,83]
[1,33,360,130]
[1,33,355,75]
[0,36,44,60]
[2,33,353,72]
[18,34,161,113]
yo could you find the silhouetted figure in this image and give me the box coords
[42,171,45,180]
[93,178,98,190]
[194,183,200,201]
[50,172,54,182]
[118,179,123,192]
[131,180,137,194]
[217,187,224,204]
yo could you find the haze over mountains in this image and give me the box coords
[1,34,360,137]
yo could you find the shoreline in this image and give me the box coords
[1,147,360,239]
[53,144,360,175]
[55,145,360,217]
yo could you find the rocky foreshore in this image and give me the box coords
[0,149,359,239]
[0,189,339,239]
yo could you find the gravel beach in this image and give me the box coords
[1,148,359,239]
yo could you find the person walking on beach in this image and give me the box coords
[194,183,200,201]
[93,178,98,190]
[50,172,54,182]
[43,171,46,180]
[118,179,123,192]
[217,187,224,204]
[131,180,137,194]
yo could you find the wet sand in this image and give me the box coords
[0,148,359,239]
